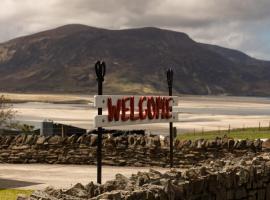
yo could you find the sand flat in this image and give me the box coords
[4,93,269,135]
[0,92,92,103]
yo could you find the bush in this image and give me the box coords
[0,95,16,128]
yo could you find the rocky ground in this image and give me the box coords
[3,134,270,199]
[0,134,264,167]
[20,151,270,200]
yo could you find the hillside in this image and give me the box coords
[0,24,270,96]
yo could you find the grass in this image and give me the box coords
[177,127,270,141]
[0,189,33,200]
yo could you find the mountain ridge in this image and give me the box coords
[0,24,270,96]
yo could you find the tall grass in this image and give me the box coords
[0,189,33,200]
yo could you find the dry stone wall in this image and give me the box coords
[29,152,270,200]
[0,134,264,167]
[5,134,270,200]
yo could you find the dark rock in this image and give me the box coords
[228,139,235,150]
[65,183,88,198]
[94,190,122,200]
[48,136,62,145]
[262,139,270,149]
[90,135,98,146]
[36,136,47,145]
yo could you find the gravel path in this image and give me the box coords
[0,164,167,190]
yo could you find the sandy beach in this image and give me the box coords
[2,93,269,135]
[0,92,91,104]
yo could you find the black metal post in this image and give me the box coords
[167,68,173,168]
[95,61,106,184]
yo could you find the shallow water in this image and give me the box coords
[12,96,270,135]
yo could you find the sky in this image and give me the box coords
[1,0,270,60]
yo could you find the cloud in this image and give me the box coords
[0,0,270,59]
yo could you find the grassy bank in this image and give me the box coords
[177,127,270,141]
[0,189,33,200]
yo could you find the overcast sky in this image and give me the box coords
[1,0,270,60]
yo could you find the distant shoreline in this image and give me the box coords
[1,92,270,104]
[0,92,92,104]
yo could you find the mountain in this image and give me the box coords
[0,24,270,96]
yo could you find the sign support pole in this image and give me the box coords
[95,61,106,184]
[167,68,174,168]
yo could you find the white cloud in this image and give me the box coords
[0,0,270,59]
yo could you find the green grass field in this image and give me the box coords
[177,127,270,141]
[0,189,33,200]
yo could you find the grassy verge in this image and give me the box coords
[177,127,270,141]
[0,189,33,200]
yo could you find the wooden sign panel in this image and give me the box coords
[94,95,179,128]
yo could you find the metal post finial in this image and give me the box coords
[95,61,106,82]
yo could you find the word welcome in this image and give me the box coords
[94,95,178,127]
[107,96,172,122]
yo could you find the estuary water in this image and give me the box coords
[12,95,270,135]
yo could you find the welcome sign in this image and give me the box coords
[93,61,177,184]
[94,95,178,127]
